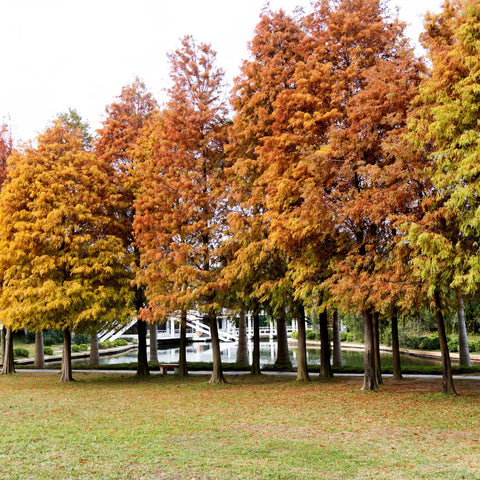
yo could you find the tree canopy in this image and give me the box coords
[0,119,134,379]
[0,0,478,394]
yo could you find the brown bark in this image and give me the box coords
[236,309,249,365]
[1,329,15,375]
[362,311,377,391]
[372,311,383,385]
[178,309,188,377]
[136,319,150,377]
[149,322,159,363]
[89,333,100,367]
[274,306,292,369]
[0,327,5,365]
[209,311,226,383]
[434,290,457,395]
[456,292,471,367]
[60,327,74,382]
[332,308,343,368]
[295,303,310,382]
[34,331,45,369]
[391,309,403,380]
[319,310,333,379]
[251,308,261,376]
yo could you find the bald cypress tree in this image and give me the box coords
[0,120,134,381]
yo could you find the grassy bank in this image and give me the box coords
[1,373,480,479]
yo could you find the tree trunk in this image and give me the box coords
[89,333,100,367]
[332,308,343,368]
[209,311,226,383]
[391,308,403,380]
[274,306,292,369]
[362,311,377,391]
[251,308,261,375]
[178,309,188,377]
[434,290,457,395]
[136,319,150,377]
[319,309,333,379]
[34,331,45,369]
[456,292,471,367]
[149,322,159,363]
[0,327,5,366]
[60,327,74,382]
[1,329,15,375]
[295,303,310,382]
[372,311,383,385]
[236,309,249,365]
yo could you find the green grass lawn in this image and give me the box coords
[1,372,479,480]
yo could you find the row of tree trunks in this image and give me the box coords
[12,301,458,394]
[363,300,456,395]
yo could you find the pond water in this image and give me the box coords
[71,340,442,368]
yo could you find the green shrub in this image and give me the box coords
[98,339,128,349]
[469,339,480,352]
[448,338,459,353]
[399,333,446,351]
[13,347,29,358]
[290,331,298,340]
[418,335,442,351]
[43,346,54,355]
[345,332,356,342]
[399,333,422,350]
[98,341,110,350]
[306,330,316,341]
[71,344,89,353]
[73,333,91,345]
[340,332,347,342]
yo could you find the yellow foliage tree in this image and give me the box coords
[0,120,134,381]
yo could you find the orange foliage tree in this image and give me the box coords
[95,78,158,376]
[134,36,229,383]
[226,8,305,376]
[257,0,424,390]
